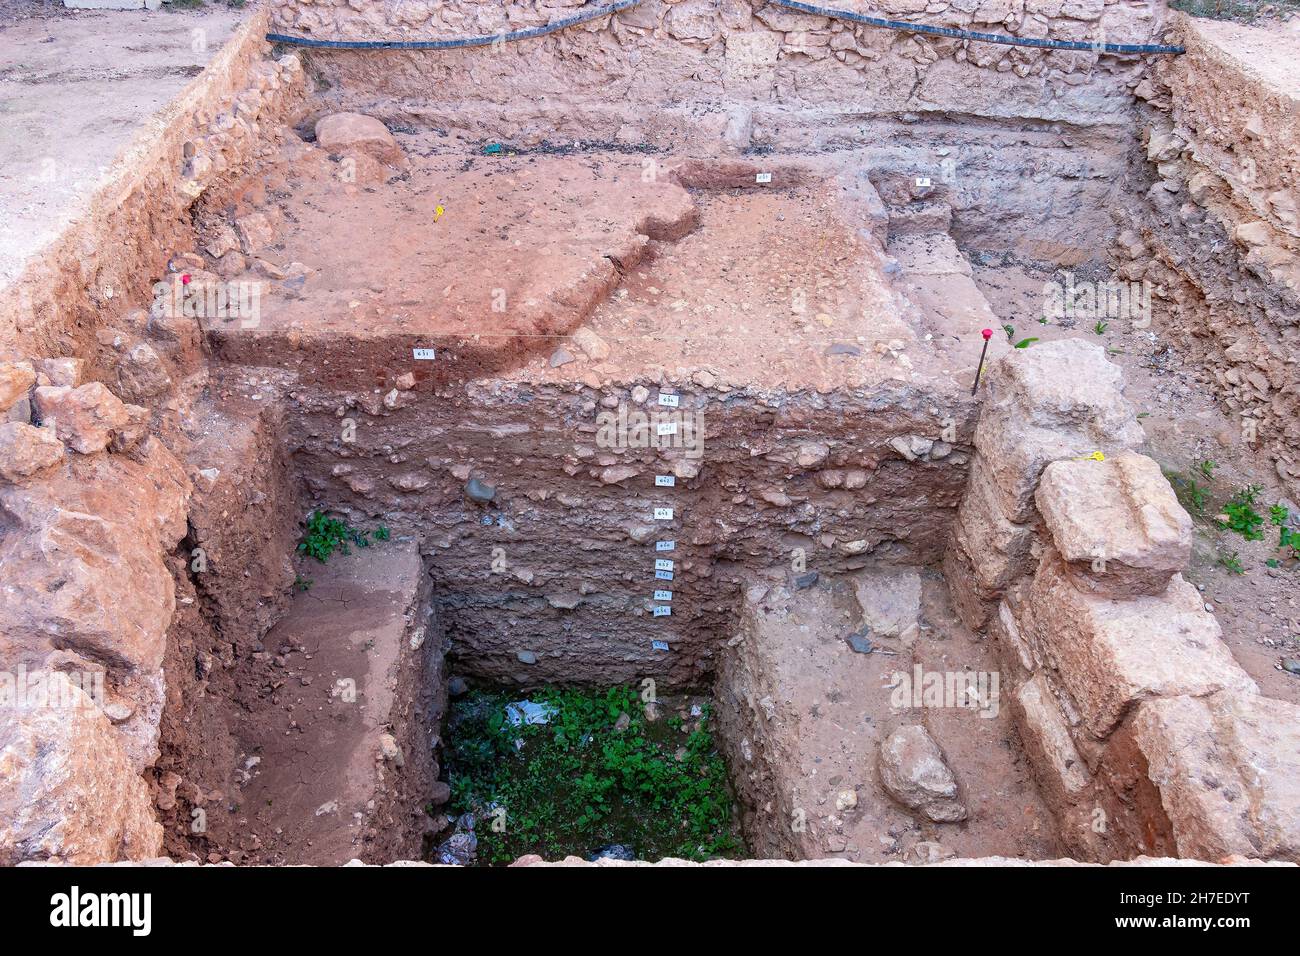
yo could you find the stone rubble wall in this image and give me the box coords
[0,6,307,365]
[1112,13,1300,498]
[944,338,1300,862]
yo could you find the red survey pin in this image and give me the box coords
[971,328,993,396]
[181,273,192,285]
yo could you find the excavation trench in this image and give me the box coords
[146,155,1071,866]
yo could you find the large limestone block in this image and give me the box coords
[1131,692,1300,862]
[0,422,64,482]
[314,112,406,168]
[1028,553,1257,738]
[1036,451,1192,597]
[1015,674,1092,802]
[983,339,1144,437]
[0,361,35,412]
[0,440,190,679]
[32,382,130,454]
[951,457,1037,592]
[0,673,162,864]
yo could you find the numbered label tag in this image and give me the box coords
[652,640,670,652]
[412,348,436,360]
[655,475,675,487]
[656,421,677,436]
[654,559,674,572]
[653,507,674,521]
[653,590,672,602]
[653,605,671,617]
[915,176,932,187]
[658,393,679,408]
[656,540,676,552]
[655,570,674,581]
[756,172,773,184]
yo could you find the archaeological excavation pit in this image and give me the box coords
[2,0,1299,877]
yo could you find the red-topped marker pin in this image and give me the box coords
[971,327,993,396]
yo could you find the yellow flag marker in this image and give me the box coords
[433,204,445,222]
[1074,451,1106,462]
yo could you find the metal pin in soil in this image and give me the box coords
[971,327,994,396]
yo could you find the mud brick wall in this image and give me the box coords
[944,339,1300,862]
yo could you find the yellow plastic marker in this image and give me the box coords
[433,204,445,222]
[1073,451,1106,462]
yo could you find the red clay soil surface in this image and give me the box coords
[971,254,1300,707]
[206,146,696,378]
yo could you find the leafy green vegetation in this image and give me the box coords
[296,510,387,563]
[1093,320,1109,335]
[1218,551,1245,575]
[1164,468,1210,516]
[1219,485,1265,542]
[443,686,743,865]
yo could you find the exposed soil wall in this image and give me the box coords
[1112,13,1300,500]
[284,375,971,688]
[270,0,1175,258]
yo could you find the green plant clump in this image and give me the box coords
[1219,485,1265,542]
[297,511,382,563]
[443,686,743,865]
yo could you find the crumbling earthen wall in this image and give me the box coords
[1113,12,1300,499]
[0,9,307,365]
[944,339,1300,863]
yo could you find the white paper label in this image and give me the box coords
[653,507,674,520]
[654,559,674,572]
[655,475,675,487]
[652,640,670,652]
[656,421,677,436]
[653,605,671,617]
[654,590,672,602]
[658,393,679,408]
[412,348,436,360]
[656,540,675,552]
[915,176,932,187]
[756,172,773,184]
[655,570,674,581]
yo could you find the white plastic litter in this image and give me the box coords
[505,699,557,727]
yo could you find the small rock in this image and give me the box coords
[846,631,874,655]
[516,650,537,665]
[1282,659,1300,677]
[465,477,496,502]
[878,725,967,823]
[549,347,575,368]
[447,676,468,696]
[613,712,631,732]
[571,327,611,361]
[792,571,819,590]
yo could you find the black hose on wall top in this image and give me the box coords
[266,0,1185,55]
